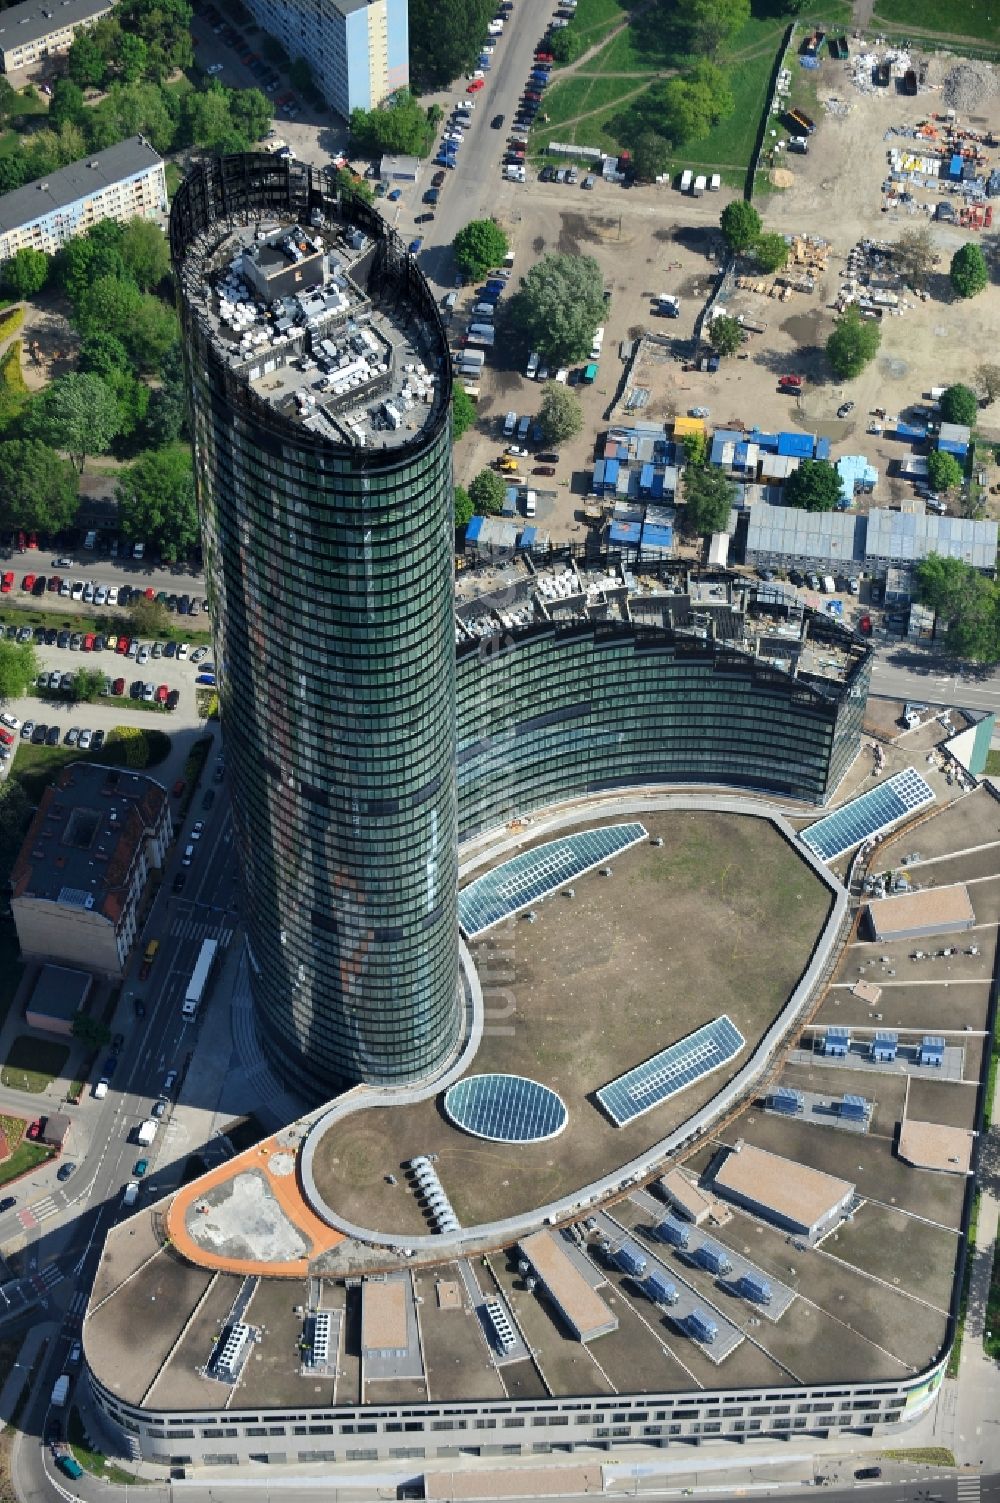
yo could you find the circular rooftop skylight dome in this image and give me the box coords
[443,1073,568,1144]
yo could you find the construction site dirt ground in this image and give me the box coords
[455,52,1000,545]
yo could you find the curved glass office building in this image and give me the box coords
[171,155,461,1096]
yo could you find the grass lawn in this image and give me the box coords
[165,161,184,198]
[0,1137,50,1184]
[0,600,212,648]
[873,0,1000,43]
[1,1035,69,1094]
[68,1408,141,1485]
[986,750,1000,776]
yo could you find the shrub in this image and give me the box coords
[0,306,24,343]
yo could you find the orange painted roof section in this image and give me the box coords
[165,1135,344,1277]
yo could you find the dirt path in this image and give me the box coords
[865,13,996,46]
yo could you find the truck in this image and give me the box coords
[182,937,218,1021]
[50,1375,70,1407]
[122,1179,140,1206]
[693,174,707,197]
[656,294,680,318]
[136,1119,157,1147]
[822,575,837,594]
[778,374,803,391]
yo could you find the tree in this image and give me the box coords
[752,232,788,273]
[894,225,938,291]
[0,440,78,532]
[682,430,708,467]
[0,79,17,130]
[916,556,1000,663]
[3,247,50,299]
[67,30,107,88]
[939,383,978,427]
[682,465,735,536]
[117,33,149,83]
[350,89,435,158]
[115,446,199,561]
[452,385,476,441]
[183,83,241,152]
[505,253,605,363]
[927,450,964,493]
[72,667,107,701]
[0,640,38,702]
[548,26,585,63]
[950,242,988,300]
[78,331,131,379]
[469,468,505,515]
[975,363,1000,405]
[25,373,122,470]
[826,305,880,380]
[633,130,671,182]
[144,342,187,447]
[453,220,509,279]
[228,85,271,146]
[686,0,750,55]
[784,458,843,513]
[454,485,474,528]
[538,383,582,444]
[71,1012,111,1047]
[128,295,180,373]
[75,274,142,340]
[49,78,87,131]
[129,596,169,637]
[119,218,170,291]
[719,200,761,252]
[409,0,495,89]
[657,61,733,147]
[708,314,742,357]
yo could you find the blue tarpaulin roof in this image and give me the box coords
[650,473,665,500]
[735,441,750,467]
[466,515,484,541]
[816,436,831,461]
[640,463,654,491]
[605,458,620,486]
[641,524,673,550]
[748,429,780,452]
[592,461,605,489]
[777,431,814,458]
[938,438,969,457]
[609,520,640,545]
[894,421,927,440]
[518,526,537,548]
[836,453,879,504]
[950,153,963,178]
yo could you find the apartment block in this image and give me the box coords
[0,0,112,74]
[0,134,165,264]
[244,0,408,118]
[11,763,170,977]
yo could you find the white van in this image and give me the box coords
[182,844,195,867]
[94,1078,109,1099]
[524,490,537,517]
[679,169,693,192]
[443,291,458,312]
[471,302,495,319]
[122,1181,139,1207]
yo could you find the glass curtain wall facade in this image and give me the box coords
[455,623,870,842]
[171,156,460,1096]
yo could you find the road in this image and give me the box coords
[0,735,239,1502]
[869,637,1000,715]
[15,551,204,599]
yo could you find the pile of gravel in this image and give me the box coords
[942,59,998,111]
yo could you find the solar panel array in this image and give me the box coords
[597,1015,746,1127]
[800,768,935,863]
[458,822,648,937]
[443,1073,568,1143]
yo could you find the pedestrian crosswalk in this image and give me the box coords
[169,912,235,947]
[957,1476,981,1503]
[68,1290,87,1317]
[32,1262,64,1294]
[31,1196,59,1223]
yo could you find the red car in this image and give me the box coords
[156,684,168,703]
[21,574,35,591]
[26,1119,42,1140]
[26,532,37,549]
[533,465,555,476]
[1,573,12,594]
[535,50,553,60]
[47,575,60,591]
[172,778,186,797]
[112,677,125,695]
[116,637,130,655]
[467,78,485,92]
[144,587,155,600]
[83,633,95,651]
[0,728,13,747]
